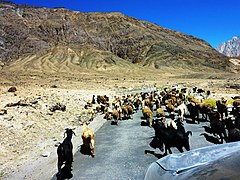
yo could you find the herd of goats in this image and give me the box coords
[56,86,240,179]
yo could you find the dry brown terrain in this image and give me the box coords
[0,68,239,179]
[0,2,239,179]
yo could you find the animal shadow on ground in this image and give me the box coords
[80,144,93,157]
[200,133,222,144]
[121,117,131,120]
[145,137,165,159]
[141,121,149,126]
[202,125,214,134]
[185,117,206,124]
[111,121,118,125]
[144,150,165,159]
[56,163,73,180]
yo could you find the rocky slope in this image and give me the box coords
[216,36,240,57]
[0,2,231,73]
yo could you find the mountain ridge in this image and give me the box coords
[216,36,240,57]
[0,2,234,73]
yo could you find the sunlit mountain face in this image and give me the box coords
[0,1,232,73]
[216,36,240,57]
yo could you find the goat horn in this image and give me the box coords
[73,131,76,136]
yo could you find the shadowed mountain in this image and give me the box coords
[0,2,236,73]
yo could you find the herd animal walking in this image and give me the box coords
[57,128,76,179]
[56,85,240,178]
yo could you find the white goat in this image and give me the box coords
[177,103,187,122]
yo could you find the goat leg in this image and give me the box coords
[177,147,184,153]
[90,139,95,157]
[57,160,63,175]
[168,147,172,154]
[164,146,172,155]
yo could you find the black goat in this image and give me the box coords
[235,115,240,129]
[152,118,192,155]
[216,100,228,120]
[197,88,205,94]
[187,103,199,124]
[208,112,227,143]
[133,98,141,111]
[57,128,76,177]
[225,118,240,142]
[192,87,197,93]
[232,98,240,118]
[151,118,164,151]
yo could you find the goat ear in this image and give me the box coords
[63,132,66,138]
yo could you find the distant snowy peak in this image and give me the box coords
[216,36,240,57]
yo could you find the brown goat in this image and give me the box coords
[82,123,95,157]
[156,108,165,118]
[188,96,202,104]
[142,106,153,127]
[144,98,154,110]
[122,104,134,119]
[112,110,120,125]
[165,99,174,106]
[198,102,214,120]
[233,98,240,108]
[166,103,175,113]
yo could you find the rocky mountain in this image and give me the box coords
[0,2,232,72]
[216,36,240,57]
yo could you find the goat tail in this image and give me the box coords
[200,133,206,136]
[187,131,193,136]
[90,139,95,149]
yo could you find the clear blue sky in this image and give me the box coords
[10,0,240,48]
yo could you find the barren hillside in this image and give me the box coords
[0,2,234,73]
[0,2,239,179]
